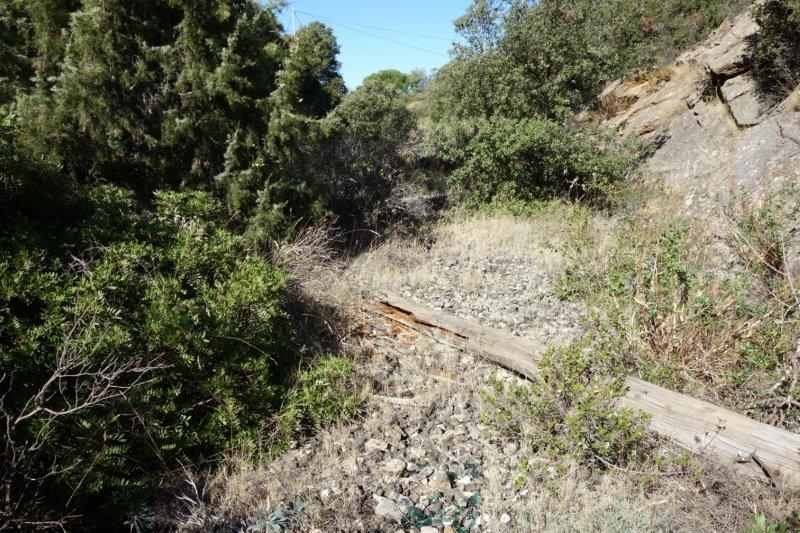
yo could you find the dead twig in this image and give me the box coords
[372,395,424,408]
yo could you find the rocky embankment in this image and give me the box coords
[599,9,800,209]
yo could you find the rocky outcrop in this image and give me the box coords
[601,9,800,209]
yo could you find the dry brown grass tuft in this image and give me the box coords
[170,456,273,532]
[483,466,677,533]
[479,444,799,532]
[271,223,364,355]
[272,223,342,297]
[434,212,568,267]
[167,427,374,533]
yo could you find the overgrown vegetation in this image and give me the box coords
[416,0,751,207]
[2,189,296,526]
[482,341,651,468]
[556,187,800,430]
[473,193,800,530]
[278,356,364,439]
[427,0,750,122]
[423,118,635,205]
[4,0,800,529]
[0,1,377,529]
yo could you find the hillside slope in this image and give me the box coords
[601,8,799,208]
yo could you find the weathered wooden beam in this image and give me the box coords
[368,292,800,491]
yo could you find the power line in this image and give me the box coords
[292,9,451,58]
[297,10,453,42]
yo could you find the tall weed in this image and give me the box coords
[557,188,800,429]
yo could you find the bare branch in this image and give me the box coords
[1,310,167,530]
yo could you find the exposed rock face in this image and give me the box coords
[601,9,800,209]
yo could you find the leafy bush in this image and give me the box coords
[446,118,633,204]
[748,0,800,101]
[0,189,297,529]
[321,80,416,230]
[590,0,751,77]
[482,341,650,467]
[427,52,537,121]
[363,68,426,95]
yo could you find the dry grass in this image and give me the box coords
[339,210,575,301]
[558,183,800,428]
[436,212,568,268]
[482,466,676,533]
[480,452,797,533]
[339,237,432,296]
[272,223,342,297]
[167,426,374,533]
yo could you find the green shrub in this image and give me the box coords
[279,356,363,437]
[591,0,751,77]
[0,188,297,529]
[321,80,415,230]
[448,118,633,204]
[482,341,650,468]
[749,0,800,101]
[363,68,426,95]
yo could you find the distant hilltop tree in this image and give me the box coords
[363,68,428,94]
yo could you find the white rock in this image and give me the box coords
[382,458,406,476]
[456,475,473,486]
[407,446,427,459]
[373,495,405,523]
[365,438,389,452]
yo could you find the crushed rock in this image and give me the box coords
[243,247,583,532]
[399,255,583,348]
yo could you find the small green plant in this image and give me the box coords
[482,341,650,469]
[247,499,307,533]
[402,492,482,532]
[745,511,800,533]
[279,356,364,438]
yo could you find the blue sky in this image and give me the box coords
[277,1,470,89]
